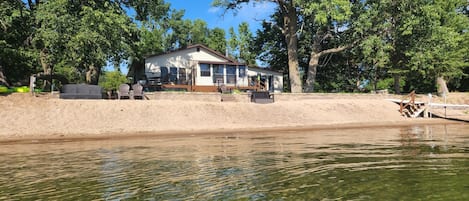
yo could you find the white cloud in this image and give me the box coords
[207,1,276,32]
[236,1,276,21]
[208,7,221,13]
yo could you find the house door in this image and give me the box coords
[213,64,224,86]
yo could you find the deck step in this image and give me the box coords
[220,94,237,102]
[410,108,426,118]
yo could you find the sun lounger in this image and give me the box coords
[132,83,144,99]
[117,84,130,99]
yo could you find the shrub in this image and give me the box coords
[99,71,128,91]
[0,86,8,93]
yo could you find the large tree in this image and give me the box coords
[353,0,469,94]
[226,22,256,65]
[213,0,302,92]
[0,0,38,86]
[404,0,469,95]
[34,0,136,84]
[214,0,356,93]
[207,27,227,53]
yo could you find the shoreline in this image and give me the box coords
[1,93,467,143]
[0,118,457,144]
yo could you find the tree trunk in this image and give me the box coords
[39,48,51,74]
[304,46,348,93]
[0,65,9,87]
[39,48,53,89]
[280,0,302,93]
[393,74,400,94]
[304,53,320,92]
[436,76,449,96]
[85,64,100,85]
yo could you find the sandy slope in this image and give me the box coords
[0,93,464,140]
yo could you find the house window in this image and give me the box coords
[178,68,187,84]
[200,63,210,77]
[161,67,169,84]
[169,67,178,83]
[238,65,246,78]
[226,65,236,84]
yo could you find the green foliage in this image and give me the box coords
[54,65,83,84]
[34,0,137,84]
[376,78,395,91]
[99,71,128,91]
[2,0,467,93]
[224,23,257,64]
[352,0,469,93]
[228,27,238,59]
[237,22,256,65]
[207,28,226,53]
[301,0,352,25]
[241,0,469,93]
[402,0,468,80]
[252,16,289,72]
[0,0,38,85]
[363,78,394,92]
[0,85,8,93]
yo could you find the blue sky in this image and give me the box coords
[167,0,276,33]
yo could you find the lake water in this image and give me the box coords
[1,124,468,200]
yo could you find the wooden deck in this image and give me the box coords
[386,97,469,120]
[161,84,260,92]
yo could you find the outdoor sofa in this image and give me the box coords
[59,84,103,99]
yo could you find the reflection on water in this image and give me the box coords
[1,124,468,200]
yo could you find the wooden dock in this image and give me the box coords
[386,98,469,121]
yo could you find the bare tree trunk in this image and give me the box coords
[39,48,53,89]
[436,76,449,96]
[280,1,302,93]
[39,48,51,74]
[304,53,320,92]
[0,65,9,87]
[304,46,348,92]
[86,64,100,85]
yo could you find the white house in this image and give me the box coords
[135,44,283,93]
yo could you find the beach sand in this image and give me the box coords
[0,92,467,141]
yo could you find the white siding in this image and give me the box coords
[247,67,284,93]
[144,46,282,92]
[236,66,248,87]
[195,63,214,86]
[144,47,228,79]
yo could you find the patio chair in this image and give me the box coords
[132,83,144,99]
[117,84,130,99]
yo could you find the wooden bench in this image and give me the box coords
[250,91,274,103]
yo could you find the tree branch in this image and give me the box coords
[0,20,7,32]
[315,38,361,58]
[317,45,349,57]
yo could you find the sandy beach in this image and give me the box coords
[0,92,467,141]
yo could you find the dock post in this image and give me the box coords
[427,93,432,118]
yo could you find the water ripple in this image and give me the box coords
[0,124,468,200]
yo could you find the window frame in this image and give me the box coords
[226,65,236,84]
[200,63,211,77]
[213,64,224,84]
[169,67,178,83]
[238,65,246,78]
